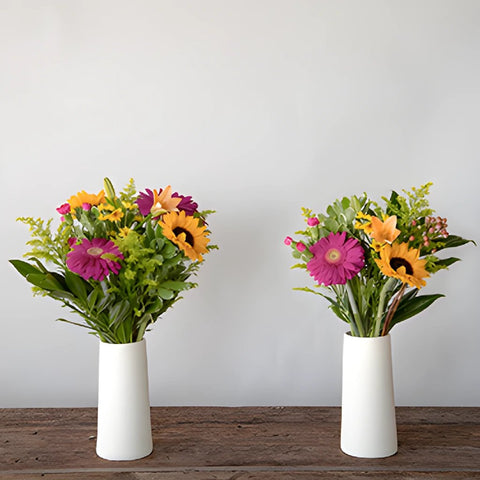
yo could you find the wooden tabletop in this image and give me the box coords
[1,407,480,479]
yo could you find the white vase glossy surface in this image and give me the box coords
[96,339,153,461]
[341,333,397,458]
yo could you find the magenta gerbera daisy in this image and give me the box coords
[307,232,364,286]
[66,238,124,281]
[136,188,198,216]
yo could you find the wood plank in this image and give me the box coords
[1,407,479,476]
[2,472,480,480]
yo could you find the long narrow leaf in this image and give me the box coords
[64,270,89,302]
[9,259,42,278]
[389,294,445,329]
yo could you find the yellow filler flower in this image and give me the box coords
[160,211,210,262]
[375,242,429,289]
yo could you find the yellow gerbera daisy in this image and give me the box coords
[375,242,429,289]
[67,190,105,210]
[159,211,210,262]
[370,215,400,244]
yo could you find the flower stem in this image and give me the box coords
[381,282,407,336]
[374,277,397,337]
[345,281,365,337]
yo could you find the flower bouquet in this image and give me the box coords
[285,183,472,337]
[10,178,215,344]
[10,178,216,460]
[285,183,473,458]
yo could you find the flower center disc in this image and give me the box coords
[173,227,194,246]
[390,257,414,275]
[87,247,104,257]
[325,248,342,264]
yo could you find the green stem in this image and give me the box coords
[345,282,365,337]
[374,277,398,337]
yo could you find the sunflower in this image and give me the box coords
[67,190,105,210]
[159,211,210,261]
[375,242,429,289]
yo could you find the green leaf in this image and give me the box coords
[435,257,461,268]
[25,273,66,291]
[109,300,131,325]
[434,235,475,250]
[161,280,190,291]
[9,259,42,278]
[87,289,99,310]
[390,293,445,328]
[64,271,89,302]
[157,287,175,300]
[324,218,339,232]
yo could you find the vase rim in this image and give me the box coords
[345,332,391,340]
[99,338,146,347]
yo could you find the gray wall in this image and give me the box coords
[1,0,479,407]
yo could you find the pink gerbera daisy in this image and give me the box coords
[136,188,198,216]
[307,232,364,286]
[66,238,124,281]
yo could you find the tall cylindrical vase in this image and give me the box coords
[341,333,397,458]
[96,339,153,461]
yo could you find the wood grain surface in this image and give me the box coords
[1,407,479,479]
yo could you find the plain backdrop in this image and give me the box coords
[1,0,479,407]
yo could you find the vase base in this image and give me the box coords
[96,444,153,462]
[340,446,397,459]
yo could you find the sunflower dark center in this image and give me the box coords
[390,257,413,275]
[173,227,194,246]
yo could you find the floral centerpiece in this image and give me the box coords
[10,178,216,344]
[285,183,472,337]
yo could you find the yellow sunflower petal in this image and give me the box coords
[159,211,210,262]
[375,242,429,288]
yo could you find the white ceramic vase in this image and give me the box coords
[340,332,397,458]
[96,339,153,461]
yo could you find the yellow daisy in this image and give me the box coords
[159,211,210,262]
[375,242,429,289]
[99,208,124,222]
[355,212,373,235]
